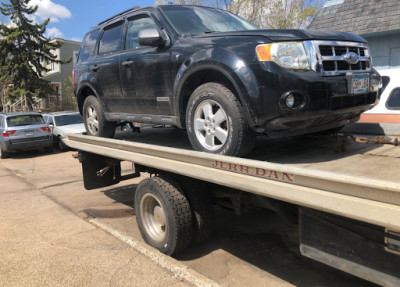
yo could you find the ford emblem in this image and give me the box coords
[344,52,359,64]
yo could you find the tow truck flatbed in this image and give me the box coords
[65,127,400,286]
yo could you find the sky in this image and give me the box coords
[2,0,156,42]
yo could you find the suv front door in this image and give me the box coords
[120,13,173,116]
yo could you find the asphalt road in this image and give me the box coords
[1,127,390,286]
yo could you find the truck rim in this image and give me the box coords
[140,193,167,242]
[86,106,99,135]
[193,99,228,151]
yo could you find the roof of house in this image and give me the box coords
[309,0,400,35]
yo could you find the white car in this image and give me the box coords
[43,112,86,151]
[360,68,400,123]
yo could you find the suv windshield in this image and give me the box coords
[54,114,83,126]
[7,115,44,127]
[160,5,258,36]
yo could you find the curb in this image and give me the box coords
[89,219,220,287]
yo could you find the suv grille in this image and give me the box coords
[307,41,371,76]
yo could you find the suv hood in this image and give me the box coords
[199,29,366,43]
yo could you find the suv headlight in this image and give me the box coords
[256,42,311,70]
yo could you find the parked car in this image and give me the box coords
[0,112,53,158]
[360,68,400,121]
[73,5,380,156]
[43,111,86,151]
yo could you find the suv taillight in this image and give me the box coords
[41,127,51,132]
[72,68,76,88]
[2,130,16,137]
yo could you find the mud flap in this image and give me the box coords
[299,208,400,287]
[79,151,121,190]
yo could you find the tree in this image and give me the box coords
[61,75,77,111]
[155,0,323,29]
[0,0,68,109]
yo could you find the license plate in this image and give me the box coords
[351,73,369,94]
[25,131,34,136]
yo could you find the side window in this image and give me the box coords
[78,29,100,62]
[387,88,400,110]
[126,15,159,50]
[98,23,123,56]
[0,117,3,128]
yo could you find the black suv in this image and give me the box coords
[73,5,380,156]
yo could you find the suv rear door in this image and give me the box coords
[90,20,124,113]
[119,12,173,115]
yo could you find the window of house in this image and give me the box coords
[125,15,159,50]
[78,29,100,62]
[50,62,55,71]
[98,22,123,56]
[387,88,400,110]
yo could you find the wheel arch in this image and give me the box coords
[174,62,253,128]
[76,84,99,115]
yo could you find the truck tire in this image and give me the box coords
[167,175,214,245]
[186,82,255,157]
[135,176,193,256]
[83,95,116,138]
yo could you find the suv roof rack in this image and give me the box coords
[98,5,141,26]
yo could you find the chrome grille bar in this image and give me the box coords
[305,40,371,76]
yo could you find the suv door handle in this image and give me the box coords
[90,64,98,72]
[122,60,134,67]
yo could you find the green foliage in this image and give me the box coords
[0,0,69,107]
[264,0,319,29]
[61,75,77,111]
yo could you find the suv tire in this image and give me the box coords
[186,82,255,157]
[83,95,116,138]
[0,147,9,159]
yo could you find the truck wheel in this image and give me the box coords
[83,95,116,138]
[58,136,68,152]
[186,82,255,157]
[135,176,193,256]
[174,177,214,245]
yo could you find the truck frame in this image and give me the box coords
[65,133,400,286]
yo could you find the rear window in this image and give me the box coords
[54,114,83,126]
[78,29,100,62]
[6,115,44,127]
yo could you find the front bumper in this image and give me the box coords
[247,62,378,134]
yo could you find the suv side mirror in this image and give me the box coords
[138,29,166,47]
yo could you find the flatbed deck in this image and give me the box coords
[65,127,400,230]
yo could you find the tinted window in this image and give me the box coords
[0,117,3,128]
[387,88,400,110]
[7,115,44,127]
[54,114,83,126]
[78,29,100,62]
[98,23,123,56]
[126,15,159,50]
[160,6,258,36]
